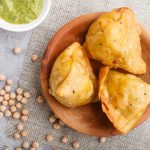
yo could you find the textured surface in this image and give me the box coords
[0,0,150,149]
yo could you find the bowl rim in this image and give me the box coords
[0,0,51,32]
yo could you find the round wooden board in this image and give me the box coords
[40,12,150,137]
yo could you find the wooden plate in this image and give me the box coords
[40,12,150,137]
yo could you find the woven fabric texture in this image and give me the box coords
[5,0,150,149]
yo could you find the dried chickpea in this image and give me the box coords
[46,134,53,142]
[6,79,13,85]
[13,112,20,119]
[99,137,106,143]
[16,102,22,109]
[2,100,8,106]
[15,148,22,150]
[9,92,16,99]
[24,92,30,98]
[0,96,3,102]
[32,55,38,62]
[0,89,6,96]
[8,99,15,106]
[4,86,11,93]
[21,109,29,115]
[37,96,45,103]
[14,132,20,139]
[53,123,61,130]
[0,73,6,81]
[21,97,28,104]
[49,115,56,123]
[16,88,23,95]
[17,123,24,131]
[21,115,28,122]
[72,141,80,149]
[21,130,28,137]
[13,47,21,55]
[16,95,22,101]
[0,105,6,112]
[59,120,65,126]
[32,141,39,148]
[3,93,9,100]
[10,106,17,113]
[54,114,59,119]
[61,136,68,143]
[4,110,11,117]
[0,112,4,118]
[22,141,29,149]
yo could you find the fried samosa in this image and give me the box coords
[49,42,97,108]
[86,7,146,74]
[99,67,150,133]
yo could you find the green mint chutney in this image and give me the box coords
[0,0,43,24]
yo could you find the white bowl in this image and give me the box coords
[0,0,51,32]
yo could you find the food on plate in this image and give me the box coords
[98,67,150,133]
[49,42,97,108]
[0,0,43,24]
[86,7,146,74]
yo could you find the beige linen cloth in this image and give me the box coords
[5,0,150,149]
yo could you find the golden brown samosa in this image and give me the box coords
[49,42,97,108]
[99,67,150,133]
[86,7,146,74]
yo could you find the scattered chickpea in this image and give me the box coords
[0,96,3,102]
[16,95,23,101]
[61,136,68,144]
[72,141,80,149]
[6,79,13,85]
[32,55,38,62]
[37,96,45,103]
[8,99,15,106]
[14,132,20,139]
[4,110,11,117]
[2,100,8,106]
[16,88,23,95]
[99,137,106,143]
[0,73,6,81]
[46,134,53,142]
[17,123,24,131]
[16,102,22,109]
[13,47,21,55]
[53,123,61,130]
[22,141,29,149]
[21,130,28,137]
[21,115,28,122]
[49,115,56,123]
[54,114,59,119]
[24,92,30,98]
[21,97,28,104]
[0,112,4,118]
[10,106,17,113]
[21,109,29,115]
[3,93,9,100]
[32,141,39,148]
[0,89,6,96]
[4,85,11,93]
[59,120,65,126]
[13,112,20,119]
[9,92,16,99]
[15,148,22,150]
[0,105,6,112]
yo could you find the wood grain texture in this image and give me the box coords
[40,12,150,137]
